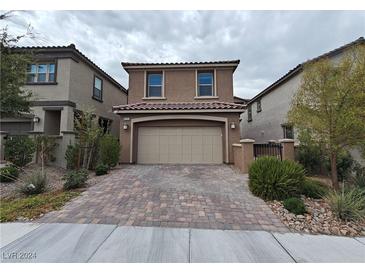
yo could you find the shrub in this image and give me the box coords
[65,143,80,170]
[248,157,305,200]
[351,163,365,189]
[283,197,306,215]
[98,134,120,168]
[63,169,88,190]
[301,179,328,199]
[95,163,108,176]
[4,136,35,167]
[0,165,19,183]
[335,152,354,182]
[325,187,365,221]
[20,170,47,195]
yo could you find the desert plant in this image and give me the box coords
[98,134,120,168]
[325,187,365,221]
[283,197,306,215]
[0,165,19,183]
[19,170,47,195]
[63,169,88,190]
[301,179,328,199]
[248,157,305,200]
[4,136,35,167]
[65,143,80,170]
[95,163,108,176]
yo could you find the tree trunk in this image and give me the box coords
[330,151,339,190]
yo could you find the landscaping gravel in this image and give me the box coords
[268,197,365,237]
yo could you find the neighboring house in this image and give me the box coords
[0,44,128,167]
[240,37,365,164]
[233,96,250,105]
[113,60,245,164]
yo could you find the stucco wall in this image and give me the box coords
[240,73,302,143]
[127,68,235,104]
[26,59,72,101]
[68,60,127,137]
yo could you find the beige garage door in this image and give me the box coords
[137,127,223,164]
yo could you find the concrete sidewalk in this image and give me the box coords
[0,223,364,263]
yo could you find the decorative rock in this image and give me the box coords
[267,197,365,237]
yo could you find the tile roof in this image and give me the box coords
[248,37,365,105]
[122,60,240,67]
[12,44,127,94]
[113,101,245,113]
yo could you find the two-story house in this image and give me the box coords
[240,37,365,164]
[1,44,128,167]
[113,60,245,164]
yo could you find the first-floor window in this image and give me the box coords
[93,76,103,101]
[282,124,294,139]
[26,63,56,83]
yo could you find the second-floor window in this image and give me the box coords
[257,99,262,112]
[147,73,163,97]
[197,72,214,96]
[93,76,103,101]
[247,105,252,122]
[26,63,56,83]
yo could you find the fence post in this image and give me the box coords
[0,131,8,163]
[240,139,255,173]
[279,139,295,161]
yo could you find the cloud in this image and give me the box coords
[2,10,365,98]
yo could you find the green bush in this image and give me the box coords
[63,169,88,190]
[95,163,108,176]
[325,187,365,221]
[248,157,305,201]
[20,170,47,195]
[283,197,306,215]
[65,143,80,170]
[98,134,120,168]
[0,165,19,183]
[351,163,365,189]
[4,136,35,167]
[335,152,354,182]
[301,179,328,199]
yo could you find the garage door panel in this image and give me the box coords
[137,126,222,164]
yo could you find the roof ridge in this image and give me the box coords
[248,37,365,104]
[12,44,127,93]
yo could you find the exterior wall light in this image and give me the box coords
[32,116,40,123]
[123,124,129,130]
[230,122,236,129]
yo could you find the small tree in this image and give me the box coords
[288,45,365,189]
[74,108,103,169]
[0,12,34,116]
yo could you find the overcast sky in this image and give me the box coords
[3,10,365,98]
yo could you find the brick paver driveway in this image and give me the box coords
[39,165,287,232]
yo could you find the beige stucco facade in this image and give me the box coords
[116,61,243,164]
[1,46,127,168]
[127,67,235,104]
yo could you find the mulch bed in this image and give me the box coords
[268,197,365,237]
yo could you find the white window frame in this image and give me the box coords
[26,63,56,83]
[145,71,164,98]
[195,70,216,97]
